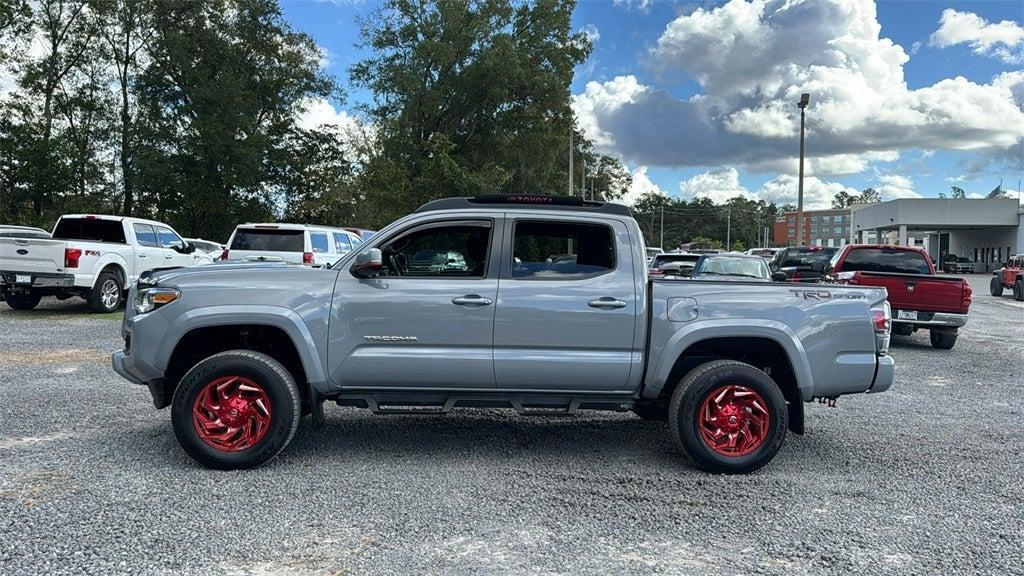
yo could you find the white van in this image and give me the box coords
[223,223,362,268]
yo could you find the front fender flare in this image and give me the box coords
[644,319,814,401]
[154,305,327,386]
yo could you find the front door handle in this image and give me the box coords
[138,254,147,258]
[588,297,627,309]
[452,294,492,306]
[165,255,174,260]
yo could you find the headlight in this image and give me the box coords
[134,287,179,314]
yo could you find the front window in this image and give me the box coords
[333,232,353,254]
[155,226,184,249]
[378,222,490,278]
[511,221,615,279]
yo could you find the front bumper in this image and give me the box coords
[869,354,895,393]
[112,350,145,385]
[892,311,968,329]
[0,271,75,289]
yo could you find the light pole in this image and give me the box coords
[796,93,809,246]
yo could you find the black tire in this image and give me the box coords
[87,271,122,313]
[668,359,787,474]
[929,330,958,350]
[171,350,301,470]
[990,276,1003,297]
[3,288,41,310]
[631,402,669,422]
[1014,280,1024,302]
[892,323,913,337]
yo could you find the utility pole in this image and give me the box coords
[568,130,574,196]
[796,93,810,246]
[726,205,732,250]
[582,155,586,201]
[659,203,664,249]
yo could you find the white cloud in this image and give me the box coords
[678,167,755,204]
[572,0,1024,178]
[613,165,666,206]
[756,174,855,210]
[612,0,652,13]
[876,174,921,200]
[297,98,360,132]
[929,9,1024,63]
[580,24,600,45]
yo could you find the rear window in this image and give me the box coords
[52,218,126,244]
[777,247,837,268]
[229,228,304,252]
[841,248,931,275]
[651,254,700,267]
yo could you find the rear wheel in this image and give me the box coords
[171,350,301,470]
[668,359,787,474]
[929,330,958,350]
[87,271,122,313]
[990,276,1003,297]
[3,288,41,310]
[1014,279,1024,302]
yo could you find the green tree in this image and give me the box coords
[352,0,591,222]
[859,187,881,203]
[950,185,966,199]
[134,0,334,239]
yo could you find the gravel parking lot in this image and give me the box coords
[1,275,1022,576]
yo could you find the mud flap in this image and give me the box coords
[788,400,805,435]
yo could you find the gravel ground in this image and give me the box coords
[1,275,1022,576]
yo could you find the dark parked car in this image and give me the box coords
[691,253,777,282]
[648,253,701,279]
[940,254,975,274]
[771,246,839,282]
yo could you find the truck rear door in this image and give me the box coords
[492,216,639,392]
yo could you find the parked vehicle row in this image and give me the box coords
[1,216,376,312]
[112,194,895,474]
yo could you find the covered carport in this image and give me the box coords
[850,198,1021,273]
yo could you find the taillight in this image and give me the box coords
[836,271,862,285]
[219,250,229,261]
[303,251,314,265]
[961,281,972,310]
[64,248,82,269]
[650,268,662,275]
[871,301,891,355]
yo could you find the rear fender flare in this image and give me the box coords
[644,320,814,401]
[92,254,130,290]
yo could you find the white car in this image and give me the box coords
[184,238,225,265]
[0,214,196,312]
[223,223,362,268]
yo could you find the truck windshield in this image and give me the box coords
[230,229,304,252]
[52,218,126,244]
[841,248,930,274]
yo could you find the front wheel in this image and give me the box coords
[171,350,301,470]
[1014,280,1024,302]
[929,330,958,350]
[668,359,787,474]
[3,288,41,310]
[990,276,1003,297]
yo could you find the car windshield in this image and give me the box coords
[694,256,770,279]
[777,247,837,268]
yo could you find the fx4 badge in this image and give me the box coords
[789,289,865,300]
[364,335,418,342]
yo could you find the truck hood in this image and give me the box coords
[144,262,321,286]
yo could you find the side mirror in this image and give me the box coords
[175,242,195,254]
[351,248,383,278]
[771,271,789,282]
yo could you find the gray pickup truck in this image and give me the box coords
[112,195,895,474]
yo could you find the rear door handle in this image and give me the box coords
[588,297,627,309]
[452,294,492,306]
[165,255,173,260]
[138,254,147,258]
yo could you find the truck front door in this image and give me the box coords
[492,216,639,392]
[329,218,502,389]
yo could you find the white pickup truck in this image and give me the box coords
[0,214,199,312]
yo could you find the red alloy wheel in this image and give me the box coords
[697,385,771,457]
[192,376,272,452]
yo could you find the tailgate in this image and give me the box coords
[229,249,304,264]
[0,238,67,274]
[858,272,966,313]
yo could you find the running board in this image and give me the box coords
[331,392,634,416]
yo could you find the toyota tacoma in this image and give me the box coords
[112,195,895,474]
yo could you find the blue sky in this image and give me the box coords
[283,0,1024,208]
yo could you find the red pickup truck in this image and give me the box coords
[827,244,972,349]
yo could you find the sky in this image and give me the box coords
[284,0,1024,209]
